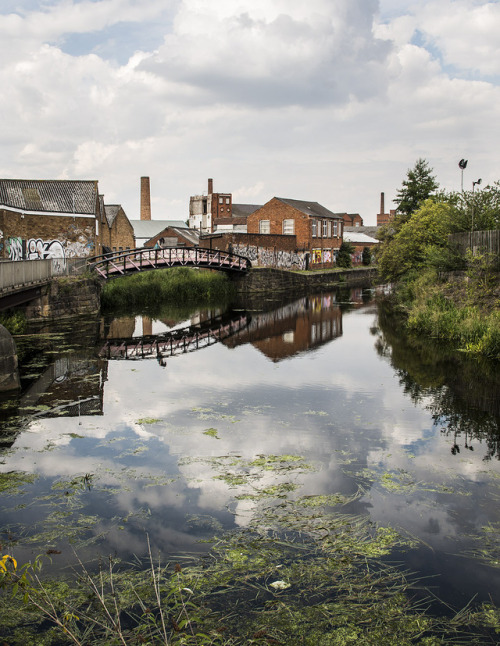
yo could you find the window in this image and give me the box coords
[259,220,270,234]
[322,220,328,237]
[327,221,332,237]
[333,221,338,237]
[219,197,223,204]
[312,220,317,237]
[283,219,294,235]
[226,197,230,204]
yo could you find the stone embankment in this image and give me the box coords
[24,276,102,320]
[234,267,378,294]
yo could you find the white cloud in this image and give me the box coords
[0,0,499,223]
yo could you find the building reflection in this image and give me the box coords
[224,293,343,361]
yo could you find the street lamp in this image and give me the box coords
[471,178,482,232]
[458,159,468,192]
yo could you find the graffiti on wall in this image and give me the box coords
[233,244,307,270]
[7,237,23,261]
[27,238,65,260]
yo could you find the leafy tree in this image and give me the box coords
[337,241,355,268]
[362,247,371,266]
[446,181,500,232]
[378,199,454,281]
[394,158,439,225]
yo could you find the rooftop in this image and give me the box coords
[0,179,99,214]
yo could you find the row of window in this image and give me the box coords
[311,219,341,238]
[258,218,342,237]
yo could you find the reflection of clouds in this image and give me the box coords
[2,305,500,569]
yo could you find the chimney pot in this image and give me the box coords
[380,192,385,215]
[208,178,213,194]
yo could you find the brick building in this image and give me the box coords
[342,213,363,227]
[102,205,135,253]
[247,197,344,269]
[377,192,396,226]
[0,179,105,261]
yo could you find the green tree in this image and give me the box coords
[378,199,454,281]
[394,158,439,225]
[447,181,500,232]
[362,247,371,266]
[337,241,355,268]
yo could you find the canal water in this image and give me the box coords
[1,287,499,631]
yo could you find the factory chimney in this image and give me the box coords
[140,176,151,221]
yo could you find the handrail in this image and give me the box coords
[88,247,252,279]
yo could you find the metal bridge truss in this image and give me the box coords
[99,313,250,362]
[90,247,251,279]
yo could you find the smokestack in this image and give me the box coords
[380,192,385,215]
[140,176,151,221]
[208,178,213,194]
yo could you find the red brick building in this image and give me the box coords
[247,197,344,269]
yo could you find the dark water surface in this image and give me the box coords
[1,287,499,614]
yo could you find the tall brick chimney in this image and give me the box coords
[140,176,151,221]
[380,192,385,215]
[208,178,213,195]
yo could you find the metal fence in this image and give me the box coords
[0,258,87,292]
[448,230,500,258]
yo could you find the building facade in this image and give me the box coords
[0,179,104,261]
[246,197,344,268]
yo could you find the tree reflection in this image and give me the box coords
[374,299,500,460]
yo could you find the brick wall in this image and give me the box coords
[0,209,97,260]
[208,232,308,269]
[246,198,343,269]
[107,208,135,251]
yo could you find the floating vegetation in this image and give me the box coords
[462,522,500,568]
[203,427,220,439]
[136,417,162,425]
[0,471,38,497]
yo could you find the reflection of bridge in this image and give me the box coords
[99,313,251,361]
[90,247,251,279]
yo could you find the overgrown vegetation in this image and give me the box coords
[377,160,500,359]
[101,267,236,313]
[2,499,500,645]
[0,311,27,334]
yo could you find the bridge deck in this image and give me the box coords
[90,247,251,279]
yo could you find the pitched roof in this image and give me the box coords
[129,220,188,239]
[104,205,121,227]
[275,197,343,220]
[232,203,262,217]
[0,179,98,214]
[343,231,379,244]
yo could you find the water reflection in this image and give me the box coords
[0,288,499,612]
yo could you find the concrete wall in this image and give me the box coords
[22,276,101,320]
[208,232,307,269]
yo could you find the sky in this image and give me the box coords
[1,0,499,225]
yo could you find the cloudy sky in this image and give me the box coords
[1,0,499,224]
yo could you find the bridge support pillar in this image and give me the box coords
[0,324,20,392]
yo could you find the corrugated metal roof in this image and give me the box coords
[275,198,343,220]
[0,179,98,214]
[130,220,188,239]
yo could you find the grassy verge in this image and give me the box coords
[101,267,236,313]
[393,264,500,360]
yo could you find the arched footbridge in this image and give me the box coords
[89,247,251,279]
[99,312,251,362]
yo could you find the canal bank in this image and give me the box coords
[233,266,378,295]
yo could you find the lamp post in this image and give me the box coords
[471,178,482,232]
[458,159,468,192]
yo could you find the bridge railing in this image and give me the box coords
[0,258,87,292]
[89,246,252,278]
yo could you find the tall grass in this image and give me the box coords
[400,269,500,360]
[101,267,236,313]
